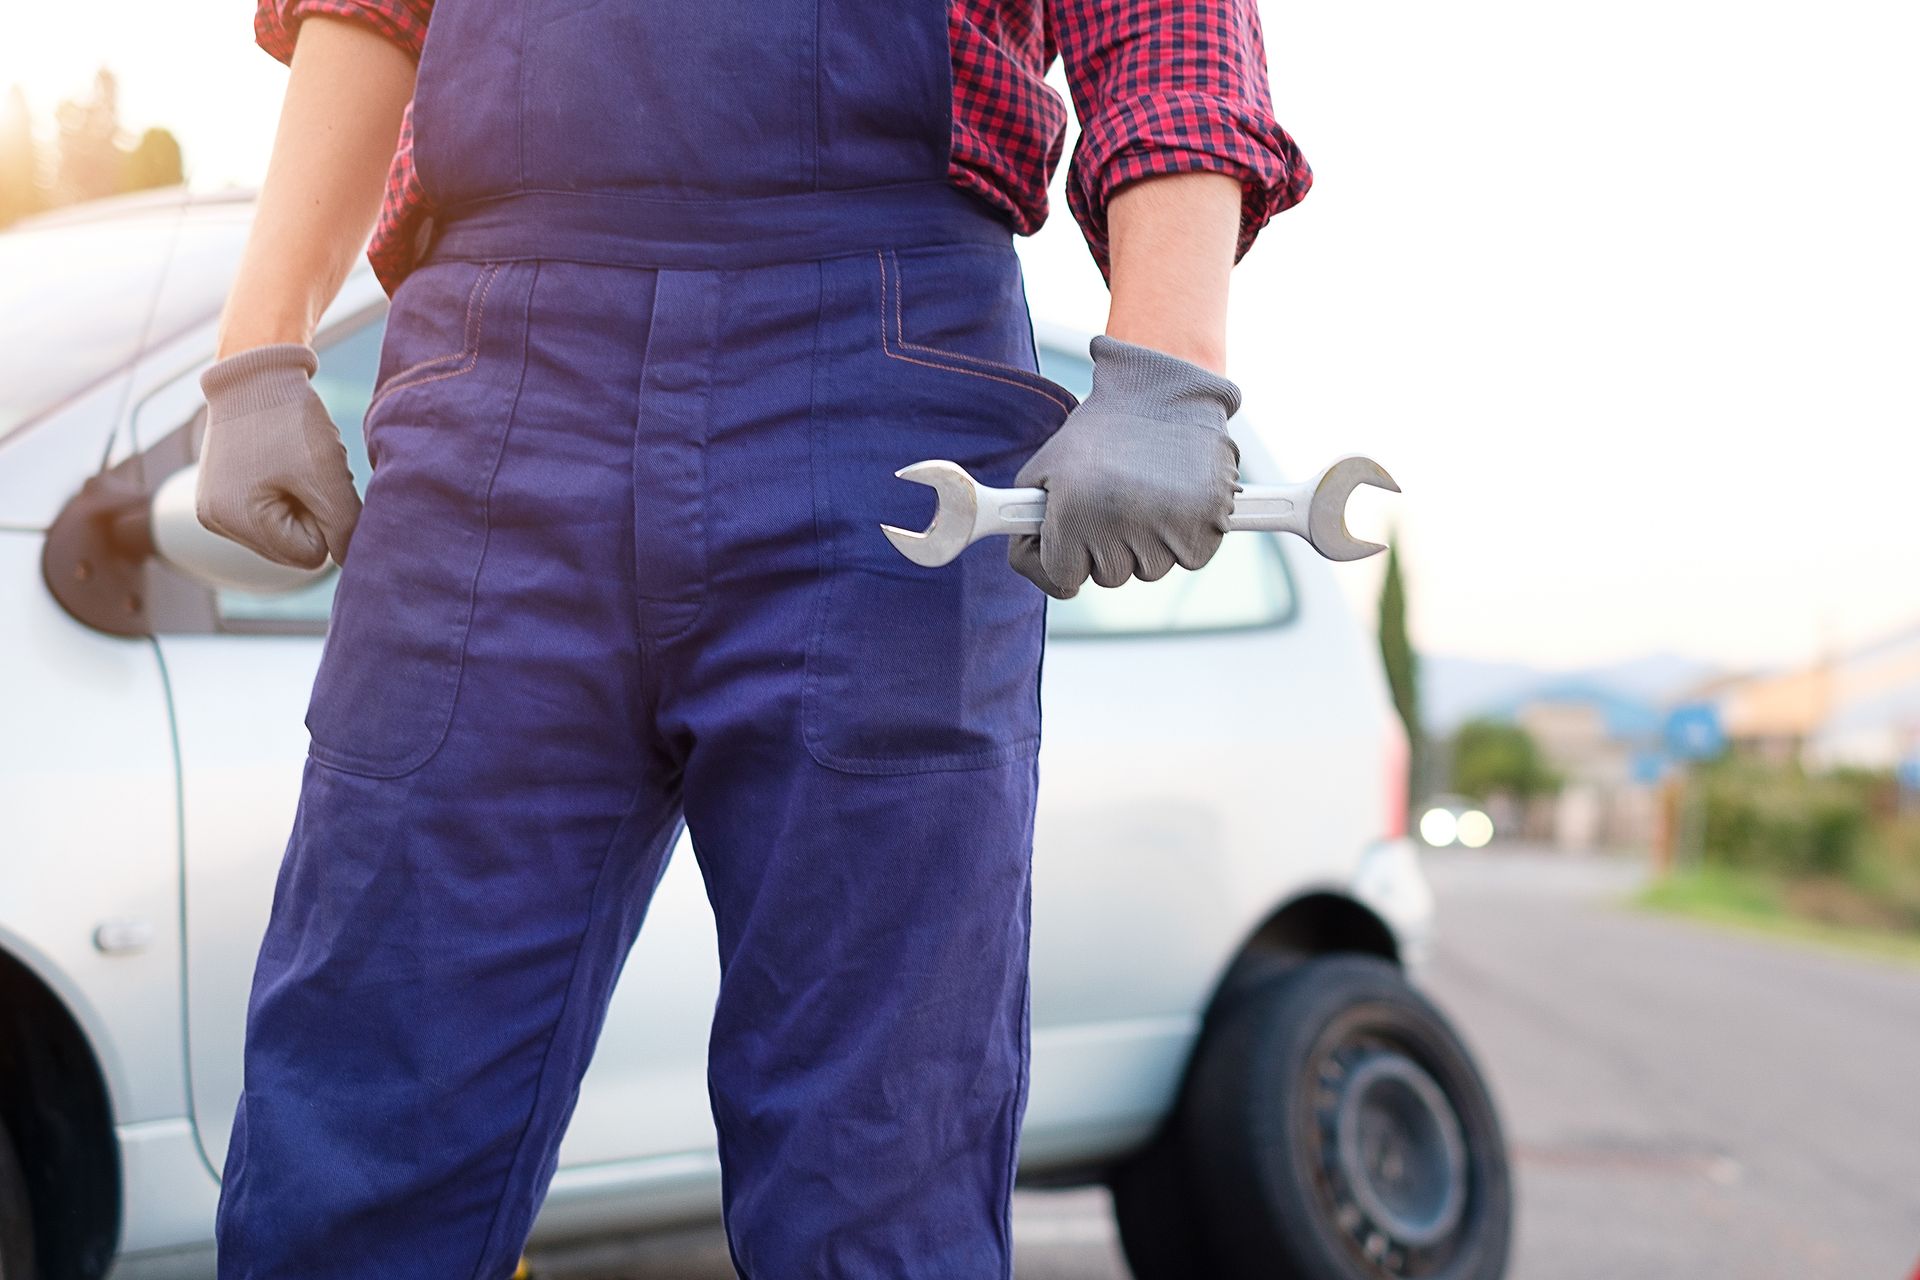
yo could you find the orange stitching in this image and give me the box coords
[876,250,1076,415]
[888,251,1058,381]
[369,264,501,409]
[375,266,489,388]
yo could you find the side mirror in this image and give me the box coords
[43,462,329,637]
[147,465,331,595]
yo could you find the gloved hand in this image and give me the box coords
[1009,334,1241,599]
[196,342,362,569]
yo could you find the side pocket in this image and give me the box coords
[800,247,1071,775]
[368,262,502,410]
[876,248,1080,416]
[304,260,532,779]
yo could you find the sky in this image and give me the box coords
[6,0,1918,675]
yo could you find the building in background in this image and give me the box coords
[1699,663,1833,762]
[1424,622,1920,851]
[1804,625,1920,770]
[1686,624,1920,772]
[1502,684,1662,850]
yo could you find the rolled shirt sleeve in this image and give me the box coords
[254,0,434,65]
[1051,0,1312,276]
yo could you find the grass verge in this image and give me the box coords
[1637,865,1920,966]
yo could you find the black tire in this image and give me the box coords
[1108,1121,1223,1280]
[0,1121,35,1280]
[1181,954,1511,1280]
[1109,951,1301,1280]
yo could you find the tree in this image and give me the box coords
[10,70,189,218]
[1450,718,1555,802]
[123,127,184,193]
[0,85,41,227]
[1378,535,1423,803]
[53,69,125,205]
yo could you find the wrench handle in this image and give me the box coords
[981,496,1045,538]
[1224,484,1311,535]
[980,483,1307,539]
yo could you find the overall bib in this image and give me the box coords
[213,2,1078,1277]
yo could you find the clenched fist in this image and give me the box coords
[196,343,361,570]
[1009,335,1241,599]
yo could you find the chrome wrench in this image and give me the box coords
[880,455,1400,567]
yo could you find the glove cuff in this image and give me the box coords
[199,343,320,417]
[1087,334,1242,427]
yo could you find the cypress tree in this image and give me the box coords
[1378,535,1423,805]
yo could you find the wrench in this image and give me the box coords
[880,455,1399,568]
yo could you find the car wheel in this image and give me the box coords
[1108,950,1301,1279]
[0,1120,35,1280]
[1108,1121,1223,1279]
[1183,954,1511,1280]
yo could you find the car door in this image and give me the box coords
[1017,337,1386,1165]
[1019,340,1306,1044]
[1020,443,1313,1153]
[140,295,722,1178]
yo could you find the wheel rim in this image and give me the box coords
[1333,1053,1467,1247]
[1303,1029,1474,1275]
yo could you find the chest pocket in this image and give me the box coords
[520,0,820,199]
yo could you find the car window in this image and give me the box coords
[1044,533,1295,637]
[214,317,383,626]
[1035,342,1093,400]
[1033,342,1296,639]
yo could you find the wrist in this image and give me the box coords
[216,315,316,361]
[215,271,324,359]
[1100,323,1227,375]
[1103,172,1238,375]
[1086,334,1241,427]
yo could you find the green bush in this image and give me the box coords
[1449,718,1556,802]
[1692,760,1873,878]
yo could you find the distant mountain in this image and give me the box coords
[1417,656,1543,732]
[1581,654,1726,703]
[1422,652,1721,732]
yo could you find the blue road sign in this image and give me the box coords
[1664,702,1726,762]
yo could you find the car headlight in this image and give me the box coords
[1455,809,1494,849]
[1418,807,1458,847]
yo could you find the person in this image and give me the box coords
[194,0,1309,1275]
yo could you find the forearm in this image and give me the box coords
[216,17,416,358]
[1101,171,1242,376]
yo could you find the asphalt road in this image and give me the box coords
[553,845,1920,1279]
[1425,846,1920,1280]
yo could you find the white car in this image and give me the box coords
[0,191,1511,1280]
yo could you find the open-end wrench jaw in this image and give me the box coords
[881,460,981,567]
[1306,456,1401,562]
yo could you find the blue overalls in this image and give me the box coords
[213,2,1078,1276]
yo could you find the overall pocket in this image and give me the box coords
[363,262,503,466]
[305,259,532,778]
[801,244,1077,775]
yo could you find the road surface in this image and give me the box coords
[1425,846,1920,1280]
[546,845,1920,1279]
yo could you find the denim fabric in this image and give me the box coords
[215,230,1078,1278]
[410,0,948,224]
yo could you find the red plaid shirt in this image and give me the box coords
[256,0,1310,295]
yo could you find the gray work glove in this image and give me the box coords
[196,342,361,569]
[1010,334,1242,599]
